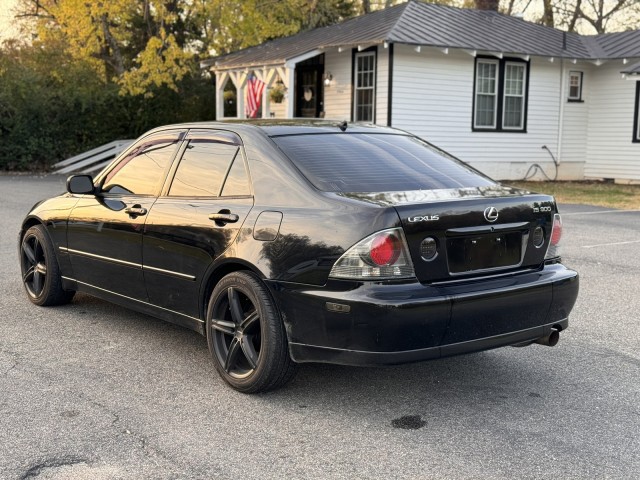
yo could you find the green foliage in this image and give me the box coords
[203,0,357,55]
[3,0,359,170]
[0,40,215,171]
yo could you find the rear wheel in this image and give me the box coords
[20,225,75,306]
[206,271,296,393]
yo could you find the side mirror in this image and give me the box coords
[67,175,95,195]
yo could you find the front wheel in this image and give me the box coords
[20,224,75,306]
[206,271,296,393]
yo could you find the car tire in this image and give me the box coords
[20,224,75,306]
[206,271,296,393]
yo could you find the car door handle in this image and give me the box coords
[125,206,147,217]
[209,212,239,225]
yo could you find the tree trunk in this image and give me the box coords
[99,13,125,77]
[568,0,582,32]
[474,0,500,11]
[541,0,554,27]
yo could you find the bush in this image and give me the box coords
[0,41,215,171]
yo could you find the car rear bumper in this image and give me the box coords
[288,318,568,366]
[266,263,579,366]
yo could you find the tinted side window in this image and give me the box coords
[103,131,183,195]
[169,140,240,197]
[271,133,496,192]
[221,156,251,196]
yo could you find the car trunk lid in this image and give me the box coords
[396,189,555,283]
[339,186,556,283]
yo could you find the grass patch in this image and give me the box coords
[505,181,640,210]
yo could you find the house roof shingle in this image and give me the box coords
[203,0,640,70]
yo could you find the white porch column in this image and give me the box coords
[260,68,277,119]
[215,71,228,121]
[230,71,249,119]
[285,66,295,119]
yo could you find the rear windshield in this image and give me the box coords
[271,133,495,193]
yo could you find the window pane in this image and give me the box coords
[475,61,498,128]
[475,94,495,127]
[169,140,239,197]
[569,85,580,98]
[504,64,524,95]
[503,63,526,129]
[356,90,373,122]
[569,72,582,99]
[221,156,251,196]
[476,62,497,94]
[503,96,523,128]
[103,132,182,195]
[272,134,495,192]
[354,52,376,122]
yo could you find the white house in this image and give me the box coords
[201,1,640,183]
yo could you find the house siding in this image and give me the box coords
[376,46,389,125]
[322,46,389,125]
[391,45,574,181]
[584,62,640,182]
[557,63,591,179]
[269,98,286,119]
[324,49,352,120]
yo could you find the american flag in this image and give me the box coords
[245,74,265,118]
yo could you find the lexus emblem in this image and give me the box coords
[484,207,499,223]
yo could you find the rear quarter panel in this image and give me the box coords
[229,131,401,285]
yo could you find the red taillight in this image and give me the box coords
[330,228,415,280]
[370,233,401,266]
[545,214,563,259]
[550,216,562,245]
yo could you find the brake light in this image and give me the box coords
[545,214,563,259]
[370,233,401,266]
[330,228,415,280]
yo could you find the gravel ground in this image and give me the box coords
[1,175,639,479]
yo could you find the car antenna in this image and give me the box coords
[338,120,348,132]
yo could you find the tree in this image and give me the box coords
[201,0,356,56]
[15,0,197,94]
[474,0,500,10]
[553,0,640,33]
[500,0,640,33]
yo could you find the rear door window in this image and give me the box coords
[271,133,495,192]
[168,131,248,197]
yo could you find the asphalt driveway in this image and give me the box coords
[1,175,638,479]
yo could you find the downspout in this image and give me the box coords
[557,58,566,171]
[387,43,394,127]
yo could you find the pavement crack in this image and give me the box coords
[21,456,87,479]
[75,393,177,469]
[0,348,20,376]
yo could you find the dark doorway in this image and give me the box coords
[294,55,324,118]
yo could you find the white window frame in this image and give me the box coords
[474,59,499,129]
[568,71,583,101]
[502,61,527,130]
[353,51,376,123]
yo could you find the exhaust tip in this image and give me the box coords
[535,328,560,347]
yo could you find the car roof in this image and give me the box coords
[146,120,403,138]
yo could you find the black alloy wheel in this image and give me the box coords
[20,225,74,306]
[211,286,261,378]
[206,271,296,393]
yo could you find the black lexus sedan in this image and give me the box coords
[19,121,578,392]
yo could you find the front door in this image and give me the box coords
[66,130,185,299]
[295,55,324,118]
[142,130,254,319]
